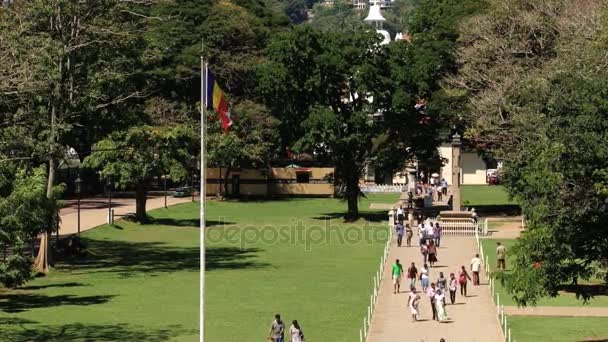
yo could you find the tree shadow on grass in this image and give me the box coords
[313,211,386,222]
[18,282,85,291]
[0,293,115,313]
[206,247,268,270]
[55,239,267,277]
[0,321,195,342]
[558,284,608,299]
[145,218,235,228]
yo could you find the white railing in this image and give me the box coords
[479,236,515,342]
[428,217,488,236]
[361,184,405,193]
[359,214,393,342]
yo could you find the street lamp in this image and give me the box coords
[74,175,82,237]
[106,174,113,224]
[163,174,168,208]
[451,132,462,212]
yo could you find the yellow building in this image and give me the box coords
[206,167,335,197]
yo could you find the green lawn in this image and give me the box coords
[481,239,608,307]
[0,194,393,341]
[361,192,401,205]
[461,185,515,206]
[509,316,608,342]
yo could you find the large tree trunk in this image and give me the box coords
[135,183,148,222]
[345,176,360,221]
[35,156,56,274]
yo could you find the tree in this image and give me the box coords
[0,0,157,273]
[84,125,197,222]
[206,101,280,196]
[449,0,608,305]
[259,26,387,218]
[0,166,61,286]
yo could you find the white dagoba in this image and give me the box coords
[364,2,391,45]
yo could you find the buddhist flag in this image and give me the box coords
[206,70,232,132]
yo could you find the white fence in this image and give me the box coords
[477,230,515,342]
[359,218,392,342]
[427,217,488,236]
[361,184,405,193]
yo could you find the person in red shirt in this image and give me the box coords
[458,266,472,297]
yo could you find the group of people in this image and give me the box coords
[415,176,449,202]
[268,314,304,342]
[391,250,486,324]
[392,206,442,250]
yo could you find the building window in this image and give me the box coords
[296,172,311,183]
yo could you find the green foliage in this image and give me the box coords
[84,125,197,221]
[206,101,279,194]
[258,26,386,217]
[0,0,155,161]
[0,251,34,289]
[453,0,608,305]
[0,167,61,288]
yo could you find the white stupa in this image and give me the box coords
[364,2,390,45]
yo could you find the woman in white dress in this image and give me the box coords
[290,320,304,342]
[434,289,448,322]
[408,287,421,322]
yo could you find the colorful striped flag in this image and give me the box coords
[206,70,232,132]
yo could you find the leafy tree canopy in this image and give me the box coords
[84,125,197,222]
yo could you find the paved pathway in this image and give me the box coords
[367,235,503,342]
[504,306,608,317]
[58,195,193,236]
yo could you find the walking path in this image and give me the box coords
[504,306,608,317]
[58,196,193,236]
[367,235,503,342]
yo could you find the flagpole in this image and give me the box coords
[200,54,207,342]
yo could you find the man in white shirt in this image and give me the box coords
[427,223,435,239]
[470,253,482,286]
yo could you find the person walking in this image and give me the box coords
[427,240,438,267]
[436,272,447,293]
[392,259,404,294]
[418,222,426,246]
[408,191,414,209]
[435,289,448,322]
[268,314,285,342]
[427,283,438,321]
[437,184,443,201]
[408,286,421,322]
[420,242,429,266]
[405,223,413,247]
[434,223,441,247]
[448,273,457,304]
[407,262,418,289]
[458,266,472,297]
[396,221,405,247]
[397,205,405,223]
[470,254,482,285]
[441,178,448,196]
[420,263,430,293]
[496,242,507,270]
[289,320,304,342]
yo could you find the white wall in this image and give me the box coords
[439,144,488,185]
[461,152,487,184]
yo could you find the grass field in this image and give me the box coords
[509,316,608,342]
[461,185,515,206]
[0,193,398,341]
[481,239,608,307]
